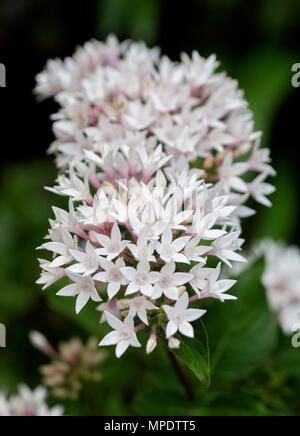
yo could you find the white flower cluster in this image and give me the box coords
[262,241,300,335]
[0,385,64,416]
[36,36,275,358]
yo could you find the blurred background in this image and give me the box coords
[0,0,300,416]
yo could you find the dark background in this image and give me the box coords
[0,0,300,415]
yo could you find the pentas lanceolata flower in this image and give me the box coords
[261,241,300,335]
[35,36,275,358]
[0,385,64,417]
[30,331,106,400]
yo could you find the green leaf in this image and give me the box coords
[271,335,300,378]
[205,260,279,382]
[172,320,211,387]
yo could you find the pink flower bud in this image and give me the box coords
[146,333,157,355]
[168,337,180,349]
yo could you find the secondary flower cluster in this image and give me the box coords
[30,331,105,400]
[0,385,64,416]
[262,240,300,335]
[36,36,275,357]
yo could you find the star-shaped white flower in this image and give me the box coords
[96,299,122,324]
[190,264,215,296]
[128,296,158,325]
[36,259,66,290]
[67,241,101,276]
[204,263,237,302]
[121,259,160,297]
[155,226,190,264]
[191,211,226,241]
[152,262,193,300]
[247,173,275,207]
[93,258,128,300]
[56,272,101,314]
[163,292,206,338]
[95,223,129,261]
[38,228,78,268]
[99,312,141,358]
[211,231,246,267]
[127,235,156,262]
[184,236,210,263]
[218,151,248,193]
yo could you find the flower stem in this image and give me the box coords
[166,348,196,402]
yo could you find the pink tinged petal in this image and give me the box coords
[105,311,124,331]
[152,221,167,237]
[191,283,201,296]
[162,305,174,319]
[230,177,247,192]
[185,308,207,322]
[107,281,121,300]
[210,262,222,283]
[179,321,194,338]
[138,259,150,273]
[93,271,109,283]
[161,262,175,275]
[111,223,121,243]
[69,249,86,263]
[67,263,86,274]
[149,271,161,283]
[115,340,130,358]
[85,241,97,257]
[96,248,110,257]
[175,292,189,311]
[124,315,135,331]
[75,293,90,314]
[99,331,119,346]
[173,273,193,287]
[56,284,77,297]
[130,334,142,348]
[140,283,153,297]
[66,272,82,283]
[91,289,102,303]
[173,253,190,264]
[83,267,98,277]
[48,256,67,268]
[41,242,67,256]
[125,282,140,295]
[214,279,237,293]
[164,287,179,300]
[128,305,137,318]
[95,234,110,247]
[138,308,149,325]
[218,293,237,302]
[152,284,163,299]
[204,229,226,239]
[174,211,193,224]
[221,250,247,263]
[97,257,112,271]
[172,237,190,252]
[146,301,158,311]
[233,162,249,175]
[161,226,172,245]
[121,267,137,281]
[166,320,178,339]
